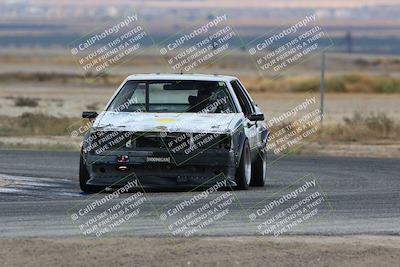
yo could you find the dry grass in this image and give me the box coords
[0,72,124,86]
[0,141,78,151]
[0,72,399,94]
[0,113,78,137]
[320,112,400,142]
[242,74,400,93]
[267,112,400,148]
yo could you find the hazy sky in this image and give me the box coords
[5,0,400,8]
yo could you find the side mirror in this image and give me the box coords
[82,111,98,119]
[248,113,264,121]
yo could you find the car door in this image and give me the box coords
[230,80,258,149]
[236,80,268,150]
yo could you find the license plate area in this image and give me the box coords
[146,156,171,163]
[176,175,189,183]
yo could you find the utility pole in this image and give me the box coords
[345,31,352,54]
[320,51,326,125]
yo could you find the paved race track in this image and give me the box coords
[0,150,399,237]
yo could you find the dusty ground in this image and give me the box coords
[0,235,399,267]
[0,82,111,118]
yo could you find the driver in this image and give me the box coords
[189,85,214,112]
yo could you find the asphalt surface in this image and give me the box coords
[0,149,399,237]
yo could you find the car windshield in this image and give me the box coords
[106,80,236,113]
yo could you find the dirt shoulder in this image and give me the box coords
[0,235,399,267]
[297,141,400,158]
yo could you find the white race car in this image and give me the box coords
[80,74,268,192]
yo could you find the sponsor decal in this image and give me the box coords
[146,156,171,163]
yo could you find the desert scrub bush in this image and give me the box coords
[290,77,319,92]
[322,112,399,142]
[14,97,39,107]
[373,77,400,93]
[326,76,346,92]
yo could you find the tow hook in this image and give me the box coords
[117,155,129,171]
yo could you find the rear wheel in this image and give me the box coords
[235,140,251,190]
[251,149,267,186]
[79,153,102,193]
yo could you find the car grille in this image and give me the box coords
[87,131,230,153]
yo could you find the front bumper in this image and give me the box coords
[84,148,237,189]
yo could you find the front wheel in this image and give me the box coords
[251,149,267,186]
[235,140,251,190]
[79,153,102,193]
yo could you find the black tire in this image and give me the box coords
[79,153,102,193]
[235,139,251,190]
[251,149,267,186]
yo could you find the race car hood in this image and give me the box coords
[92,112,244,134]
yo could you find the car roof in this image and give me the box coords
[126,73,238,82]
